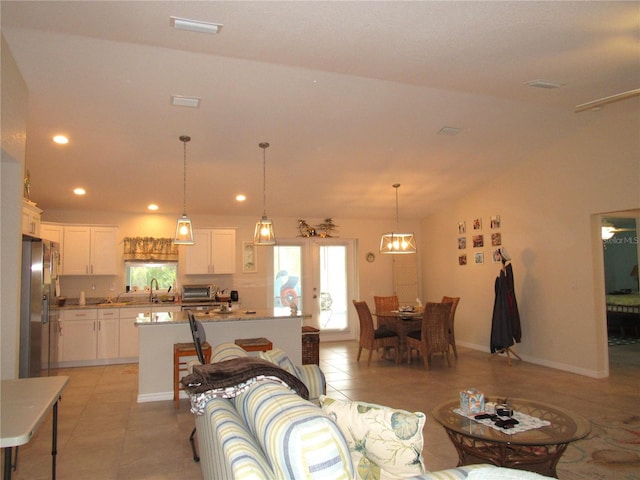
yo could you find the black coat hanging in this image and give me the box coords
[489,249,522,364]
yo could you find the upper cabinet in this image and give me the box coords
[22,200,42,237]
[40,223,64,245]
[184,229,236,274]
[62,225,118,275]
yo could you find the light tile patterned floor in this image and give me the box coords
[7,341,639,479]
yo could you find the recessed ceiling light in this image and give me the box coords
[171,95,201,108]
[170,16,222,35]
[236,194,247,202]
[525,79,563,89]
[148,204,159,211]
[73,187,86,195]
[438,126,462,136]
[53,135,69,144]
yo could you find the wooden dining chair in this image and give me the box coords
[353,300,400,366]
[373,295,399,329]
[406,302,452,369]
[441,296,460,358]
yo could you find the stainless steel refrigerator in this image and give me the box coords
[20,237,60,377]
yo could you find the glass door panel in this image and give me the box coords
[273,239,356,340]
[317,244,348,330]
[273,245,302,315]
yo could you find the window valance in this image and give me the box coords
[123,237,178,262]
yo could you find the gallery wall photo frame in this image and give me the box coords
[242,241,257,273]
[474,252,484,265]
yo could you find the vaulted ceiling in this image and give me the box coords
[2,1,638,220]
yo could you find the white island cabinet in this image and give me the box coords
[62,225,118,275]
[184,228,236,274]
[136,310,307,403]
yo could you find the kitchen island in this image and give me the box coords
[135,309,309,403]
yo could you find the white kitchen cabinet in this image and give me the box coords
[22,200,42,237]
[59,309,97,363]
[97,309,119,360]
[40,223,64,245]
[62,225,118,275]
[118,309,139,358]
[59,308,121,365]
[184,228,236,274]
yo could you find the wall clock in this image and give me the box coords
[366,252,375,263]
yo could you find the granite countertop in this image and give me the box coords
[57,299,230,310]
[135,309,310,326]
[57,301,183,310]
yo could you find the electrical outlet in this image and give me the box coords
[109,282,115,291]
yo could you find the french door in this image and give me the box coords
[273,238,357,341]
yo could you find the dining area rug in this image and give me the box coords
[557,413,640,480]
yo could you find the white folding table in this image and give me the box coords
[1,376,69,479]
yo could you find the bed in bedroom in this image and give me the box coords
[606,293,640,337]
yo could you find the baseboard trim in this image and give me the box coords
[137,391,173,403]
[458,341,607,379]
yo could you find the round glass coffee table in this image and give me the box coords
[432,397,591,477]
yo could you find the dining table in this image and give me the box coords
[373,310,423,362]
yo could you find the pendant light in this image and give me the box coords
[173,135,194,245]
[254,142,276,245]
[380,183,416,254]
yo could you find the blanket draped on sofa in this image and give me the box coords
[181,357,309,414]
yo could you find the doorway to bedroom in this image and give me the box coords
[601,213,639,369]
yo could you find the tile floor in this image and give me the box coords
[7,341,639,479]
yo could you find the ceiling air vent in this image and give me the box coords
[525,80,563,89]
[171,96,201,108]
[170,16,222,35]
[438,127,462,136]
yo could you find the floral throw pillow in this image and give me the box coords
[320,395,426,479]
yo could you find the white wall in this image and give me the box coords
[41,210,415,311]
[420,107,640,378]
[1,37,28,379]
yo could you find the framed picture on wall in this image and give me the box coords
[475,252,484,265]
[242,241,257,273]
[473,218,482,230]
[490,215,501,229]
[492,249,502,263]
[491,233,502,246]
[458,254,467,266]
[473,234,484,248]
[458,221,466,234]
[458,237,467,249]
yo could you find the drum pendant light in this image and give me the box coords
[380,183,416,254]
[254,142,276,245]
[173,135,194,245]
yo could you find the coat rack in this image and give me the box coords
[489,247,522,365]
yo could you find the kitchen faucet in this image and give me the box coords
[149,278,159,303]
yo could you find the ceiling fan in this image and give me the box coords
[601,221,636,240]
[575,88,640,113]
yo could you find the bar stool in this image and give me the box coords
[234,337,273,352]
[174,341,212,409]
